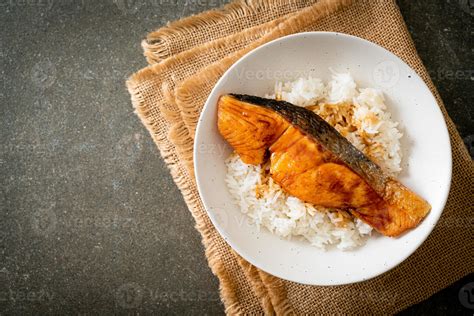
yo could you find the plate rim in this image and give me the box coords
[193,31,453,286]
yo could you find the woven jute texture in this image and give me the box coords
[142,0,315,64]
[127,0,474,314]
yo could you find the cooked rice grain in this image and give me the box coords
[226,72,403,250]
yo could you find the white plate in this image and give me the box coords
[194,32,452,285]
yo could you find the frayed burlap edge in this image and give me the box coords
[142,0,316,64]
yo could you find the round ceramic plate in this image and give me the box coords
[194,32,452,285]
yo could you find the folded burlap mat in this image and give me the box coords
[127,0,474,314]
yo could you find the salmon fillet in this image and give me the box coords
[217,94,431,237]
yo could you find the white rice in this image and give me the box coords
[225,71,403,250]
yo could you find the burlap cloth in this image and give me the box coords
[127,0,474,314]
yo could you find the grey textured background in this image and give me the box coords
[0,0,472,315]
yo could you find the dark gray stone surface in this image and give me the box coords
[0,0,472,315]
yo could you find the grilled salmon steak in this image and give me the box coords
[217,94,431,237]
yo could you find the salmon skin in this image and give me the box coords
[217,93,431,237]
